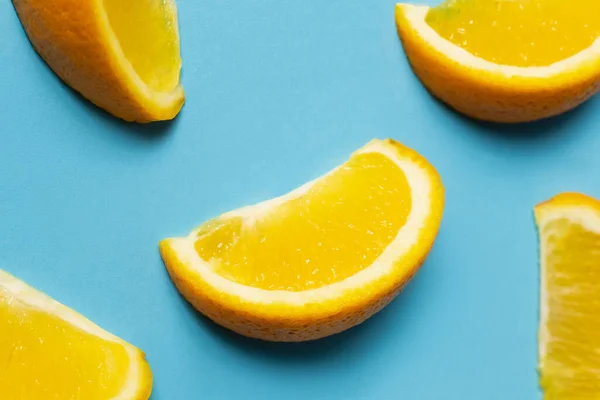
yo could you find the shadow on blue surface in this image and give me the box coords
[176,268,428,364]
[438,93,598,141]
[70,85,181,141]
[23,38,181,142]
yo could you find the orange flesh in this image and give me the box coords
[426,0,600,67]
[541,218,600,397]
[103,0,181,92]
[195,152,411,291]
[0,290,130,399]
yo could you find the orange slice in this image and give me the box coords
[160,139,444,341]
[535,193,600,398]
[396,2,600,123]
[0,269,152,399]
[12,0,184,122]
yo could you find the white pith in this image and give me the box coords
[167,139,436,306]
[400,4,600,78]
[0,269,147,400]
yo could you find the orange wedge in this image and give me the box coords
[396,2,600,123]
[12,0,184,122]
[535,193,600,398]
[0,269,152,399]
[160,139,444,341]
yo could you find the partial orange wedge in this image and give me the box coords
[535,193,600,398]
[160,139,444,341]
[13,0,184,122]
[396,2,600,123]
[0,269,152,399]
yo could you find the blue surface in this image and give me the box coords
[1,0,600,399]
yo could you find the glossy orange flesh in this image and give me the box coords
[426,0,600,66]
[195,152,411,291]
[0,290,130,399]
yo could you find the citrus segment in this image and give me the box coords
[103,0,182,93]
[195,152,411,291]
[12,0,184,122]
[161,139,444,341]
[535,193,600,398]
[0,270,152,399]
[426,0,600,67]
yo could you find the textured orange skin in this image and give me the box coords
[395,4,600,123]
[12,0,184,122]
[131,352,154,400]
[535,192,600,215]
[132,350,153,400]
[160,139,445,342]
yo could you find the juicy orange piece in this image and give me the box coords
[160,139,444,341]
[535,193,600,398]
[427,0,600,67]
[12,0,184,122]
[0,270,152,399]
[395,3,600,122]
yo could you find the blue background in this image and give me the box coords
[1,0,599,398]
